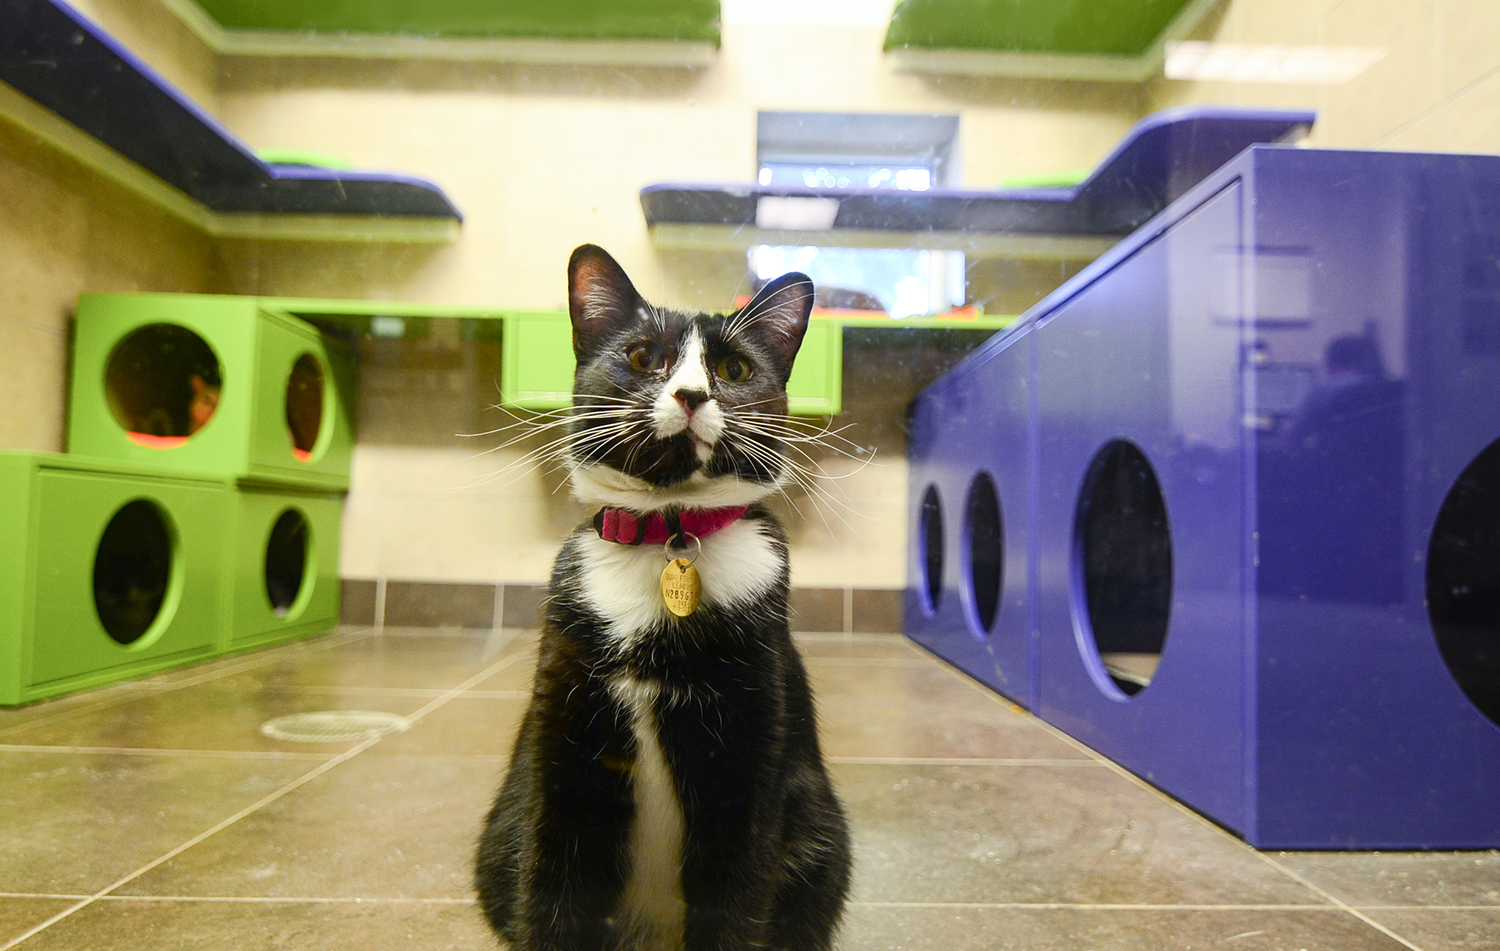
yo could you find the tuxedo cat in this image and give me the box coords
[475,245,851,951]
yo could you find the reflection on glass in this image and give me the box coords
[1257,330,1405,603]
[749,245,965,317]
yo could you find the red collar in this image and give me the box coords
[592,505,749,548]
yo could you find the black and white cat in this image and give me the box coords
[475,245,852,951]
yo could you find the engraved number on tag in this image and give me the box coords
[660,558,702,618]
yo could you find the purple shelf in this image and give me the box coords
[641,106,1314,237]
[907,144,1500,849]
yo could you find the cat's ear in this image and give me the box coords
[569,244,644,358]
[733,273,814,377]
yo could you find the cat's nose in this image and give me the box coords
[674,387,709,412]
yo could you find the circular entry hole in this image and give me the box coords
[919,485,944,613]
[285,354,326,462]
[965,472,1004,636]
[265,508,310,617]
[1075,440,1173,697]
[105,324,222,447]
[93,499,175,645]
[1427,436,1500,728]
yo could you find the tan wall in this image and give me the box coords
[1151,0,1500,155]
[10,0,1499,596]
[68,0,220,113]
[211,16,1143,590]
[0,0,220,454]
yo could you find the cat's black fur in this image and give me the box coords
[475,245,851,951]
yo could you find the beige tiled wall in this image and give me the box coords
[11,0,1499,597]
[1150,0,1500,155]
[67,0,220,114]
[209,16,1144,592]
[0,124,218,453]
[0,0,220,454]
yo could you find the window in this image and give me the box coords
[752,111,966,318]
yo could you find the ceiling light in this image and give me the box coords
[720,0,897,28]
[1165,42,1386,85]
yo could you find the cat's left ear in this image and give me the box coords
[735,272,814,377]
[568,244,644,359]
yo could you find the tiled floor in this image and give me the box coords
[1,626,1495,950]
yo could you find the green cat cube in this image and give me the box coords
[0,452,232,706]
[68,293,356,490]
[226,485,343,651]
[500,311,578,411]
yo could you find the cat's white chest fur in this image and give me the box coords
[575,517,781,647]
[608,676,686,951]
[581,519,778,948]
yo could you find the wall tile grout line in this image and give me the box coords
[826,756,1104,767]
[89,895,481,905]
[1373,60,1500,150]
[848,902,1357,911]
[0,644,531,950]
[0,745,335,760]
[30,895,1475,913]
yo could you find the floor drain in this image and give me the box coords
[260,711,410,744]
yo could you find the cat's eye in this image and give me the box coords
[715,356,752,383]
[626,344,665,373]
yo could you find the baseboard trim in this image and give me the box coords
[340,580,903,634]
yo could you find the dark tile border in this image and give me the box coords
[383,581,494,630]
[790,587,846,633]
[500,583,548,630]
[344,579,905,634]
[339,580,377,626]
[852,588,903,633]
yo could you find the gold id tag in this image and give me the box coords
[661,558,702,618]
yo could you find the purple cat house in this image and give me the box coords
[906,145,1500,849]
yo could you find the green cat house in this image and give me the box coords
[227,483,344,652]
[0,451,346,705]
[0,452,232,704]
[68,293,355,491]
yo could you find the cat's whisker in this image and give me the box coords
[735,436,870,536]
[724,418,878,476]
[470,415,632,465]
[459,404,645,449]
[724,436,857,530]
[464,416,645,493]
[727,410,870,451]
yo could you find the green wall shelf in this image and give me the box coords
[882,0,1224,82]
[272,297,1012,419]
[188,0,721,44]
[494,311,846,415]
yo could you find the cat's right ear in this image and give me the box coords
[568,244,643,359]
